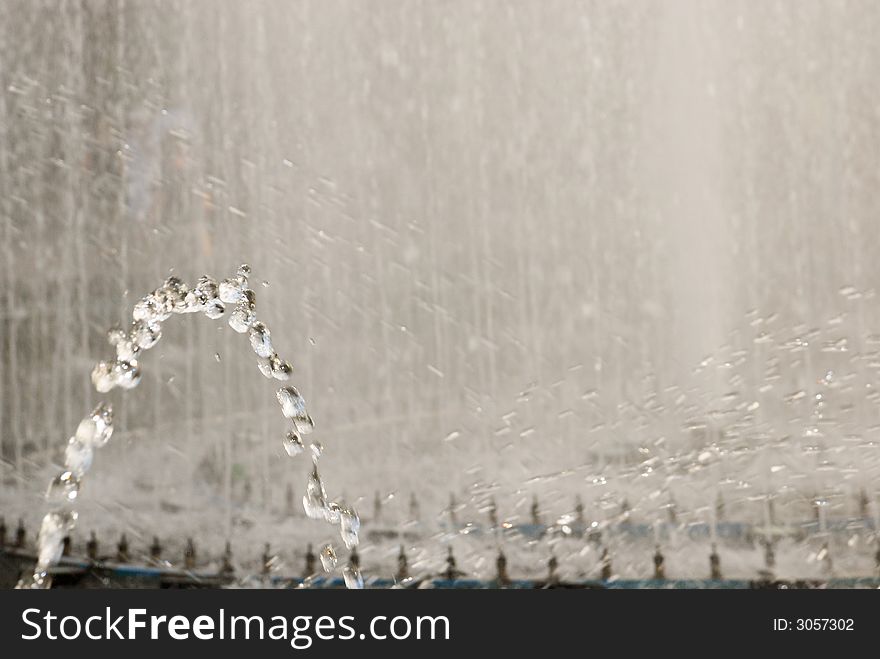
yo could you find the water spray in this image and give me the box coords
[17,266,360,589]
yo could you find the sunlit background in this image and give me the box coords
[2,0,880,581]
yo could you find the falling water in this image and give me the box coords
[3,1,880,584]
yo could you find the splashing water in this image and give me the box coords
[24,511,79,589]
[18,265,360,589]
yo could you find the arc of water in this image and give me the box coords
[17,265,361,589]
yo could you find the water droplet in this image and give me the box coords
[64,437,94,477]
[91,361,115,393]
[218,278,245,304]
[161,276,190,313]
[256,356,273,378]
[36,511,77,569]
[249,321,274,358]
[270,355,293,380]
[132,294,166,323]
[47,470,81,503]
[181,290,203,313]
[283,430,304,457]
[228,304,254,333]
[114,337,139,362]
[74,402,113,447]
[107,326,126,346]
[204,299,226,319]
[319,544,337,572]
[339,507,360,549]
[131,319,161,350]
[277,386,314,433]
[310,442,324,460]
[194,275,219,306]
[113,360,141,389]
[343,565,364,589]
[303,465,327,519]
[324,502,342,525]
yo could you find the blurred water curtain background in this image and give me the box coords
[2,0,880,568]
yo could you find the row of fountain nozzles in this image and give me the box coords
[0,517,868,581]
[0,519,206,571]
[439,491,877,527]
[0,518,710,581]
[436,544,716,583]
[0,517,28,550]
[451,493,680,527]
[238,487,872,527]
